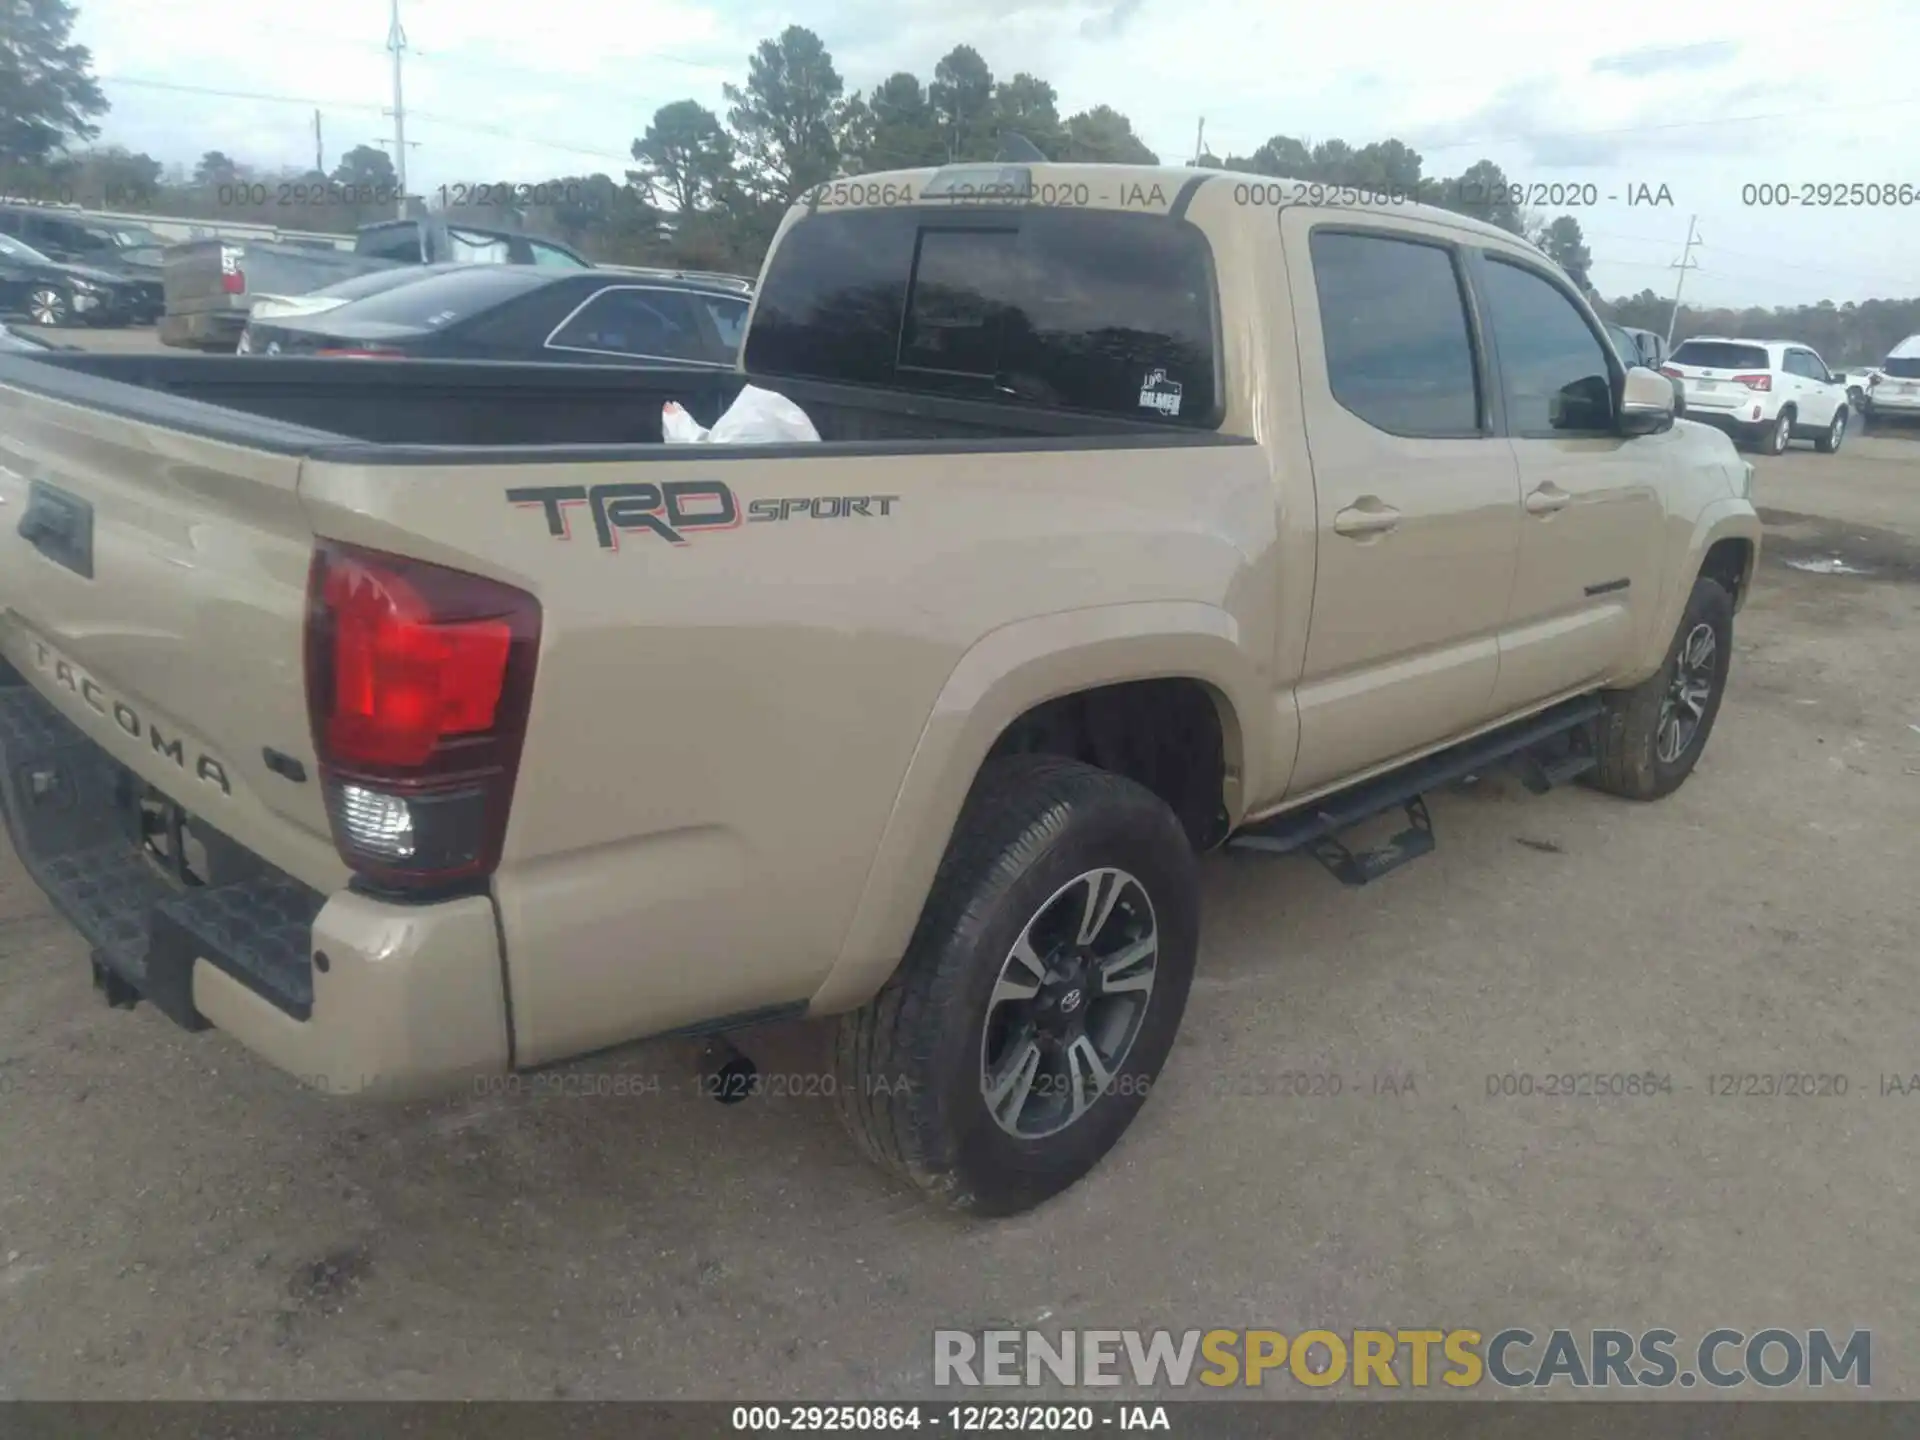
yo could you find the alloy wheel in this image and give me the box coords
[1656,622,1717,764]
[27,288,67,326]
[980,867,1159,1140]
[1774,413,1791,454]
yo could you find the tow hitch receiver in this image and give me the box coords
[1228,695,1602,887]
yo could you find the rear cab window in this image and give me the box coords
[1670,341,1771,371]
[744,206,1221,426]
[1307,229,1482,437]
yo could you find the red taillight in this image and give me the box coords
[314,347,403,358]
[1659,366,1682,380]
[305,542,540,892]
[221,269,245,294]
[1732,373,1772,391]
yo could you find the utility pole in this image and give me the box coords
[1666,214,1701,349]
[313,110,324,175]
[385,0,409,216]
[1192,117,1206,165]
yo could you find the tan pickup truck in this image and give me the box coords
[0,162,1760,1215]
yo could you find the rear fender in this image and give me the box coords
[806,601,1257,1015]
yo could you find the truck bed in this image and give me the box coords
[0,353,1245,455]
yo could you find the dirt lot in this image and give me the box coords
[2,430,1918,1402]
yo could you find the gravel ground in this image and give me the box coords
[2,432,1918,1402]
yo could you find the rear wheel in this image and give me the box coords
[1762,408,1793,456]
[26,286,71,327]
[1585,576,1734,801]
[833,755,1200,1216]
[1815,406,1848,454]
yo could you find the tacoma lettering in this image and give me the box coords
[30,642,232,796]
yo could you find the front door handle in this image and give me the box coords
[1524,484,1571,516]
[1332,497,1402,538]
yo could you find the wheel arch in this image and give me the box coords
[1627,502,1763,681]
[807,602,1258,1015]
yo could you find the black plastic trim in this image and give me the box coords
[1584,577,1631,597]
[1169,171,1213,222]
[1231,695,1604,857]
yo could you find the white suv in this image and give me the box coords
[1865,334,1920,429]
[1662,336,1851,455]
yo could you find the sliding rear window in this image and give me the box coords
[1669,340,1769,370]
[744,207,1221,427]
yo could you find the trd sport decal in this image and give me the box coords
[506,482,898,549]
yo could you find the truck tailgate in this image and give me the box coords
[160,238,242,317]
[0,376,345,894]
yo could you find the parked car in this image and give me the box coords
[161,217,593,352]
[1862,334,1920,430]
[240,265,750,366]
[1661,336,1851,455]
[236,263,487,352]
[1606,322,1684,417]
[0,230,143,327]
[0,204,166,323]
[0,160,1761,1215]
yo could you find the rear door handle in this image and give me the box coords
[1332,498,1402,538]
[1524,485,1571,516]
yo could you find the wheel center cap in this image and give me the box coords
[1060,987,1084,1015]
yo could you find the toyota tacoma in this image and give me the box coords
[0,162,1761,1215]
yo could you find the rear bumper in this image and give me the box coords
[0,682,508,1098]
[158,309,246,350]
[1867,389,1920,415]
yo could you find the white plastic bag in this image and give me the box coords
[661,401,709,443]
[662,385,821,445]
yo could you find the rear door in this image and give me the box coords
[1281,217,1521,795]
[1785,347,1841,428]
[1470,250,1666,709]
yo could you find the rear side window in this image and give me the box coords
[1309,230,1481,436]
[745,208,1219,425]
[1477,257,1614,434]
[548,286,713,361]
[701,295,748,353]
[1670,340,1770,371]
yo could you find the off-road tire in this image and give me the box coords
[832,755,1200,1216]
[1585,576,1734,801]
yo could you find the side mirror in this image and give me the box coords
[1619,365,1675,436]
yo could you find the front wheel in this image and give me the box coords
[1585,576,1734,801]
[1815,406,1848,454]
[833,755,1200,1216]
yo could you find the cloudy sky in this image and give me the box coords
[76,0,1920,307]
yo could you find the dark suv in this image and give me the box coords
[0,205,166,323]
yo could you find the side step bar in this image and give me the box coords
[1229,695,1603,886]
